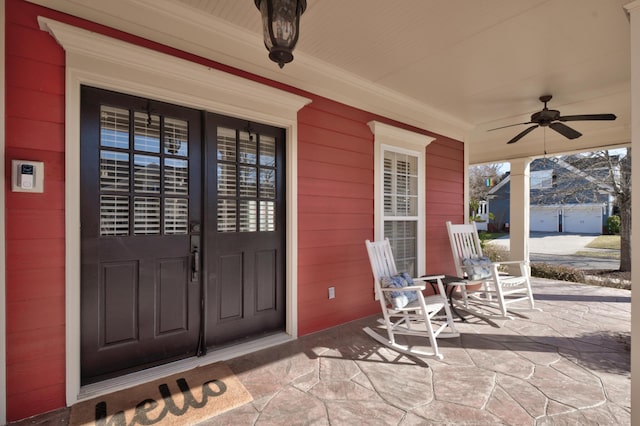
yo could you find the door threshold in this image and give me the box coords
[77,332,295,402]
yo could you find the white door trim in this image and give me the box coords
[38,16,310,405]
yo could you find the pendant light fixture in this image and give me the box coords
[255,0,307,68]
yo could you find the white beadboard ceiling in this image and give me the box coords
[29,0,632,164]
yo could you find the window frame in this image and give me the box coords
[368,121,434,277]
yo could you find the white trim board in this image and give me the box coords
[38,16,310,405]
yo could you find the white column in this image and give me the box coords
[624,2,640,424]
[509,158,532,267]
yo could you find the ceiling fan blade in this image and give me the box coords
[488,121,533,131]
[506,125,538,144]
[549,122,582,139]
[558,113,616,122]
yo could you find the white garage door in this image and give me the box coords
[563,205,602,234]
[530,207,558,232]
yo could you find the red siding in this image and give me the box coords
[426,138,465,275]
[4,0,465,420]
[5,0,67,420]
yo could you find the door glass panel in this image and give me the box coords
[100,106,129,149]
[217,164,236,197]
[100,195,129,236]
[164,158,189,195]
[100,151,130,192]
[134,155,160,193]
[217,199,236,232]
[217,127,236,161]
[217,126,278,233]
[260,201,275,231]
[259,135,276,167]
[164,198,188,235]
[134,197,161,235]
[239,166,257,197]
[260,169,276,199]
[164,117,188,156]
[240,200,257,232]
[239,131,257,164]
[99,103,190,237]
[134,112,160,153]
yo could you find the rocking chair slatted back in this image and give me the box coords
[365,238,399,285]
[447,222,484,277]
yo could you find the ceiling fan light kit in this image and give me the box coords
[489,95,617,144]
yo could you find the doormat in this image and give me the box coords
[69,362,253,426]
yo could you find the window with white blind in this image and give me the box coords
[99,105,190,236]
[368,121,434,277]
[216,127,277,233]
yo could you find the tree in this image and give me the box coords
[603,148,631,272]
[469,163,504,205]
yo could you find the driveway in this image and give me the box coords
[486,232,619,270]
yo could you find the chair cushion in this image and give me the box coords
[380,272,419,309]
[462,256,493,280]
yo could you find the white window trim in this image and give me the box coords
[38,17,311,405]
[368,121,434,276]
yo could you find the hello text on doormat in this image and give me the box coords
[70,362,253,426]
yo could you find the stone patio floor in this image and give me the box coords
[12,278,631,425]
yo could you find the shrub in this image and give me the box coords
[530,263,585,283]
[607,215,621,235]
[482,244,509,263]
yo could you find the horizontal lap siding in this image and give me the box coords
[297,101,465,335]
[426,138,465,276]
[297,102,378,335]
[5,0,466,419]
[5,0,67,420]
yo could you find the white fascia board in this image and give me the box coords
[27,0,472,141]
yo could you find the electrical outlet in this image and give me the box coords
[328,286,335,299]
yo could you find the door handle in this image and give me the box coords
[192,247,200,281]
[190,234,200,282]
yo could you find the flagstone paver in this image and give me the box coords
[9,278,630,425]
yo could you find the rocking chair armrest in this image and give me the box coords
[379,285,426,292]
[413,274,445,282]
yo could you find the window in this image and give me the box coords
[369,121,434,277]
[99,105,190,236]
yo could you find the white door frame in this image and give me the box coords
[38,17,310,404]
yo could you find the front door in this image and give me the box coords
[80,87,203,384]
[203,114,286,347]
[80,87,286,384]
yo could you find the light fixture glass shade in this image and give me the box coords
[255,0,307,68]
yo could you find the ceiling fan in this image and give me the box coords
[489,95,617,144]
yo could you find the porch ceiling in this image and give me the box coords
[30,0,632,164]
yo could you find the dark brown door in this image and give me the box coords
[203,114,286,346]
[80,88,287,384]
[80,87,203,384]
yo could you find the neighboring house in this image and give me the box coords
[3,1,466,421]
[487,157,615,234]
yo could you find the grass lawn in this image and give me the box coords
[586,235,620,250]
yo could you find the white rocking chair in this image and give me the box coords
[446,221,540,321]
[364,239,459,360]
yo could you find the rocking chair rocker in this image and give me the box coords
[364,239,459,360]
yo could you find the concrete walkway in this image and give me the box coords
[14,278,630,425]
[487,232,620,270]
